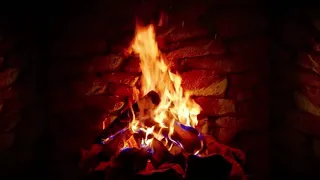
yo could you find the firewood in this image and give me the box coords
[104,147,151,180]
[135,162,184,180]
[150,138,173,168]
[95,91,160,143]
[186,154,232,180]
[100,128,131,158]
[172,122,202,154]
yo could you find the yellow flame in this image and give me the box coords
[126,24,201,153]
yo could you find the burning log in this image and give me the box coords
[150,138,173,167]
[100,128,131,159]
[186,154,232,180]
[95,91,160,144]
[173,122,203,154]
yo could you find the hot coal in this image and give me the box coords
[186,154,232,180]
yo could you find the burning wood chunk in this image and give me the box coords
[123,57,141,73]
[102,72,139,86]
[186,154,232,180]
[298,52,320,75]
[288,111,320,138]
[194,97,236,116]
[0,68,20,89]
[101,114,117,129]
[50,39,107,57]
[100,128,132,158]
[166,39,226,69]
[157,25,209,44]
[173,123,203,154]
[181,70,227,97]
[180,54,251,73]
[150,139,173,168]
[85,96,125,113]
[301,85,320,105]
[213,8,268,39]
[294,91,320,116]
[136,163,184,180]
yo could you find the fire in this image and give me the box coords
[125,23,202,153]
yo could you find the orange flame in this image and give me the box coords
[125,23,202,153]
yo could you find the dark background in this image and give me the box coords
[0,0,319,179]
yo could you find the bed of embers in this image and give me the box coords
[79,21,247,180]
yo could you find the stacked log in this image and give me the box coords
[273,9,320,178]
[47,2,270,179]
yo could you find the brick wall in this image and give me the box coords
[272,7,320,178]
[45,1,271,179]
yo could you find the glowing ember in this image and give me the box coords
[123,23,202,153]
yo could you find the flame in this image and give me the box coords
[124,23,202,154]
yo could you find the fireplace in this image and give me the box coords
[1,0,320,179]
